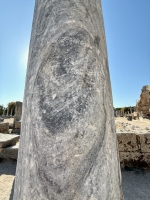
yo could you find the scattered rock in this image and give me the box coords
[0,142,19,160]
[0,133,19,148]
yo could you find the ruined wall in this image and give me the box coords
[117,133,150,168]
[137,85,150,115]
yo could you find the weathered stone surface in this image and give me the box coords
[119,152,150,168]
[0,133,19,148]
[0,122,9,134]
[0,142,19,160]
[4,118,15,129]
[13,1,123,199]
[139,133,150,153]
[117,133,139,152]
[14,121,21,129]
[14,101,22,122]
[136,85,150,115]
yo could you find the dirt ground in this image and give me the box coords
[0,159,16,200]
[115,117,150,130]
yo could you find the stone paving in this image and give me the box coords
[122,167,150,200]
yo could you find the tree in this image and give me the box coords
[8,102,16,115]
[0,105,3,116]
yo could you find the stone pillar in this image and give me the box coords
[10,108,13,116]
[6,107,9,116]
[130,106,132,114]
[14,101,22,121]
[13,1,123,199]
[115,110,118,117]
[2,108,5,117]
[122,109,124,117]
[120,110,122,117]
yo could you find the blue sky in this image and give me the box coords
[0,0,150,108]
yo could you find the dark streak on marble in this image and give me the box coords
[13,0,123,199]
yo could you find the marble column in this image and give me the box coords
[13,0,123,199]
[116,110,118,117]
[2,108,5,116]
[6,107,9,116]
[130,106,132,114]
[10,108,13,116]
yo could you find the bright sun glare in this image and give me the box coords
[22,49,29,68]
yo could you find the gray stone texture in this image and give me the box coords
[13,1,123,199]
[139,133,150,153]
[117,133,139,152]
[0,142,19,160]
[0,122,9,134]
[0,133,19,148]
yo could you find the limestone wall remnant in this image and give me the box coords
[117,132,150,168]
[137,85,150,115]
[0,123,9,134]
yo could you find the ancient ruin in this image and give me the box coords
[0,101,22,134]
[14,101,22,122]
[136,85,150,116]
[13,0,123,199]
[116,119,150,168]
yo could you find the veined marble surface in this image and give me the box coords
[13,0,123,199]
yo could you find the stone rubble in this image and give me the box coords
[0,133,19,148]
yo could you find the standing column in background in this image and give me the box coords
[6,107,9,116]
[10,108,13,116]
[14,101,22,122]
[2,108,5,117]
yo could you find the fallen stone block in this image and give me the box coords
[3,118,14,124]
[0,142,19,160]
[117,133,139,152]
[0,122,9,133]
[0,133,20,148]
